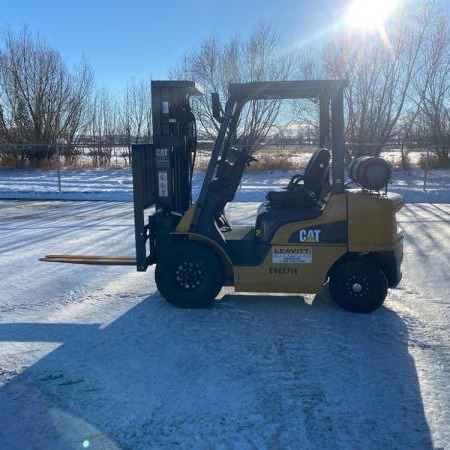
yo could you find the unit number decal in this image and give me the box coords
[269,267,298,275]
[272,246,312,264]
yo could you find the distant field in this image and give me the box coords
[195,147,427,171]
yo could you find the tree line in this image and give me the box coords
[0,28,152,167]
[1,0,449,168]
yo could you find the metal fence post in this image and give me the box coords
[423,146,430,192]
[56,144,62,193]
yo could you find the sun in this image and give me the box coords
[346,0,398,29]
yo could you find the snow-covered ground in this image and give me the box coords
[0,167,449,449]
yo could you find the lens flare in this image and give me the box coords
[346,0,398,29]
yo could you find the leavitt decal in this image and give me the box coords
[272,246,312,264]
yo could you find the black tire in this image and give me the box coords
[155,242,223,309]
[328,260,388,313]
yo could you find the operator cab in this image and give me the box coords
[189,81,346,264]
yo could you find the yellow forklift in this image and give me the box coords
[130,79,404,313]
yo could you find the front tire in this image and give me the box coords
[329,260,388,313]
[155,242,224,309]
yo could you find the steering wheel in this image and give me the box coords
[287,173,304,191]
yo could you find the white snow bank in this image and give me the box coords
[0,166,449,203]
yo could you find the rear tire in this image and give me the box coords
[155,242,223,309]
[329,260,388,313]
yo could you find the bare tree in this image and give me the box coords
[88,88,119,166]
[119,79,151,164]
[0,27,93,166]
[412,10,450,167]
[320,4,432,157]
[171,22,293,151]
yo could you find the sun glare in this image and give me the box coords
[346,0,398,30]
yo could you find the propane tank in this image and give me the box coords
[348,156,392,191]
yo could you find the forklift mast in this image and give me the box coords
[132,81,203,270]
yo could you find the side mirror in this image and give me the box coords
[211,92,224,123]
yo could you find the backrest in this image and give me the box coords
[303,148,331,197]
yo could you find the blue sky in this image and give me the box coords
[1,0,446,91]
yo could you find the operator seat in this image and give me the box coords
[265,148,331,209]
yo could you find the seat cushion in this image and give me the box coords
[265,187,319,209]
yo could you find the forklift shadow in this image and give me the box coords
[218,292,308,308]
[218,286,336,310]
[0,292,434,449]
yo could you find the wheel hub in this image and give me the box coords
[175,261,204,290]
[346,275,369,298]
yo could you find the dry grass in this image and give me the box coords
[194,147,435,173]
[245,154,303,172]
[194,146,312,172]
[194,153,303,172]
